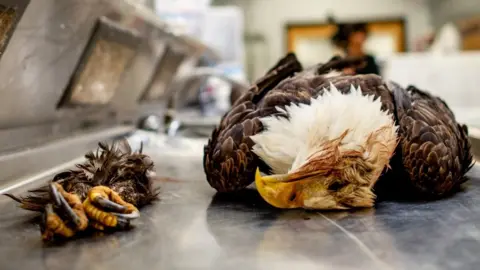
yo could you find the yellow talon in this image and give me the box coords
[83,186,139,228]
[90,221,105,231]
[83,198,118,227]
[52,183,89,230]
[43,204,76,240]
[88,186,138,213]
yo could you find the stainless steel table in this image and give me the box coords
[1,134,480,270]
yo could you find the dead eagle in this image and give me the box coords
[203,53,473,210]
[6,140,159,241]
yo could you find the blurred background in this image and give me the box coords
[141,0,480,126]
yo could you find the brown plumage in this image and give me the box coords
[230,84,246,105]
[203,53,303,192]
[203,52,473,207]
[6,140,159,241]
[386,83,474,198]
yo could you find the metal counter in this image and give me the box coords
[1,132,480,270]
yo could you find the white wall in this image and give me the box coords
[214,0,433,76]
[383,52,480,126]
[429,0,480,27]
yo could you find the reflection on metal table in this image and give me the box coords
[1,132,480,270]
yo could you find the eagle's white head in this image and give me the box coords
[250,83,398,210]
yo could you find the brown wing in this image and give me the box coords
[391,84,474,198]
[203,53,303,192]
[229,85,245,105]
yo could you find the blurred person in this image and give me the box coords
[331,21,380,75]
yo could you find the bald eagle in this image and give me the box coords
[203,53,473,210]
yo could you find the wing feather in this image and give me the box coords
[392,85,473,197]
[203,53,303,192]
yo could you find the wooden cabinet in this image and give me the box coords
[458,17,480,50]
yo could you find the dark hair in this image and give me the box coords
[349,23,368,34]
[329,17,368,49]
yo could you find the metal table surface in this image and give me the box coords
[1,136,480,270]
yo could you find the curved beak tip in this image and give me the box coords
[254,168,291,209]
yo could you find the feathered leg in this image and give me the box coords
[6,140,157,241]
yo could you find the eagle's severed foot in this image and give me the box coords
[41,183,139,241]
[82,186,139,231]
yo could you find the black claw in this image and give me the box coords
[49,184,81,227]
[40,204,51,234]
[49,183,62,206]
[114,211,140,220]
[115,217,131,229]
[92,197,127,213]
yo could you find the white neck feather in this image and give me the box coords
[250,83,397,174]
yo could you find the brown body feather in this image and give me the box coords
[203,52,474,199]
[203,53,304,192]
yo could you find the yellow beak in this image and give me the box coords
[254,168,301,209]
